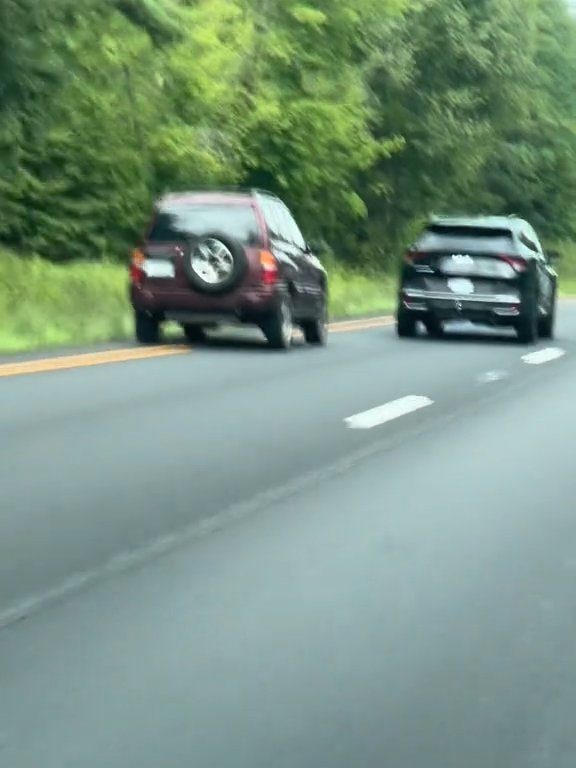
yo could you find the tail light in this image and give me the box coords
[259,250,279,285]
[130,248,146,285]
[499,255,527,273]
[404,250,426,264]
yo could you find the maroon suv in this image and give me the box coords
[129,188,328,349]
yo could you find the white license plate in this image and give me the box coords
[447,277,474,295]
[144,259,175,278]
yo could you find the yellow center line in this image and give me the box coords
[0,345,191,378]
[330,317,394,333]
[0,316,395,379]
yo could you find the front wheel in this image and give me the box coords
[538,291,556,340]
[135,311,160,344]
[262,297,294,350]
[301,302,328,346]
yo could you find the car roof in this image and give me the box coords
[158,188,279,207]
[428,215,529,232]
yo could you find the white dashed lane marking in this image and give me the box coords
[344,395,434,430]
[522,347,566,366]
[477,370,510,384]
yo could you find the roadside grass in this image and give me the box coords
[0,250,396,354]
[0,252,133,354]
[326,259,396,319]
[553,241,576,298]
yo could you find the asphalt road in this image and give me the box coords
[2,310,576,767]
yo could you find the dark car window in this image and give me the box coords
[262,199,292,244]
[261,198,282,241]
[148,203,261,245]
[426,225,512,239]
[272,201,293,243]
[284,207,306,250]
[520,233,538,253]
[275,202,294,243]
[522,229,544,256]
[418,225,514,253]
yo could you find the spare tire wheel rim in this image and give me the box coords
[190,238,235,285]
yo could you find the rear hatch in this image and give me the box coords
[138,200,264,308]
[403,225,526,300]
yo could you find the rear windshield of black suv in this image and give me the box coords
[148,203,261,245]
[417,224,514,253]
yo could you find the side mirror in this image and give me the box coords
[547,250,561,262]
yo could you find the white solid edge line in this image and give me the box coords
[344,395,434,430]
[521,347,566,366]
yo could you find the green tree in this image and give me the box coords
[2,0,576,266]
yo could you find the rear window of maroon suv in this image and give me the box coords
[148,203,261,245]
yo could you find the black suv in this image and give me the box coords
[130,188,328,349]
[396,216,558,343]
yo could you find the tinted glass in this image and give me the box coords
[284,208,306,249]
[520,233,538,253]
[148,204,260,244]
[261,199,282,239]
[418,225,514,254]
[426,225,512,238]
[272,201,291,242]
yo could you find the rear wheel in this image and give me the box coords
[135,311,160,344]
[302,301,328,346]
[182,324,207,344]
[262,297,293,350]
[538,290,556,340]
[516,299,538,344]
[425,317,444,339]
[397,311,417,338]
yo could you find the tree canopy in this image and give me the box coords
[1,0,576,264]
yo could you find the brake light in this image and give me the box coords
[499,255,527,273]
[404,250,425,264]
[130,248,145,285]
[259,250,279,285]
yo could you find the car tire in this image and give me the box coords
[397,311,417,338]
[301,300,328,346]
[425,318,444,339]
[183,232,248,295]
[516,298,538,344]
[182,324,207,344]
[135,311,160,344]
[538,290,556,340]
[262,297,293,350]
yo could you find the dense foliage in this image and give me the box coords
[1,0,576,265]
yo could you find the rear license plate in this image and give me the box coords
[144,259,175,278]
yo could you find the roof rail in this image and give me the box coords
[250,187,282,199]
[161,185,280,199]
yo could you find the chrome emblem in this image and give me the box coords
[455,300,463,311]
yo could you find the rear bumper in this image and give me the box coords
[130,284,278,323]
[399,289,522,324]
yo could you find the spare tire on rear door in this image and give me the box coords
[183,232,248,295]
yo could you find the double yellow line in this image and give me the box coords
[0,316,394,379]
